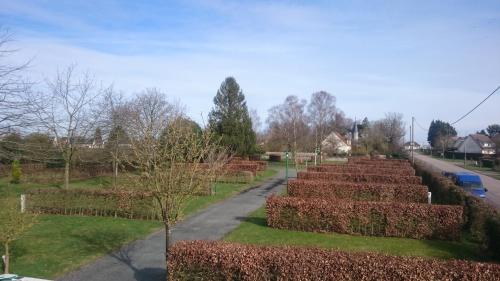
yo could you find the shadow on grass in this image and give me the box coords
[419,237,484,261]
[235,216,267,227]
[68,229,165,281]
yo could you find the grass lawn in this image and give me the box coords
[224,207,483,261]
[0,167,279,279]
[4,215,162,279]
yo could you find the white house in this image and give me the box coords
[403,141,421,151]
[322,131,351,155]
[456,134,496,155]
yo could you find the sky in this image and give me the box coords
[1,0,499,144]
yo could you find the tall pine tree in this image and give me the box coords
[209,77,256,156]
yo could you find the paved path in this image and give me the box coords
[58,168,294,281]
[414,153,500,209]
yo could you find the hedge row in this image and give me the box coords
[297,171,422,184]
[308,165,415,176]
[25,188,160,220]
[217,170,254,184]
[225,163,259,176]
[266,196,463,240]
[288,179,428,203]
[169,241,500,281]
[347,159,412,167]
[414,161,500,260]
[230,160,267,171]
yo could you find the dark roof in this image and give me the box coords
[469,134,495,149]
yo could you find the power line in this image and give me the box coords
[450,85,500,125]
[414,119,427,131]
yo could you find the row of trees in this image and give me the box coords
[264,91,406,158]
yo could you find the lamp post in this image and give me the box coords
[285,150,289,191]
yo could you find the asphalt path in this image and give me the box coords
[414,153,500,210]
[58,168,293,281]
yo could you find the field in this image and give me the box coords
[0,167,278,279]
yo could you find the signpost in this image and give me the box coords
[285,151,289,188]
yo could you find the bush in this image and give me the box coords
[307,165,415,176]
[297,171,422,184]
[217,170,254,183]
[25,188,160,220]
[10,159,22,184]
[169,241,500,281]
[225,163,259,175]
[288,180,428,203]
[266,196,463,240]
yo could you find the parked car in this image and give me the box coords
[442,171,488,198]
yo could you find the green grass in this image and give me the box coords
[224,207,483,261]
[0,168,279,279]
[2,215,162,279]
[183,168,278,216]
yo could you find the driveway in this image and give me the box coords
[414,153,500,209]
[58,168,295,281]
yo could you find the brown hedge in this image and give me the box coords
[225,163,259,175]
[308,165,415,176]
[297,171,422,184]
[266,196,463,240]
[288,179,428,203]
[169,241,500,281]
[230,160,267,171]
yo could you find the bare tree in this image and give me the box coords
[266,95,309,165]
[0,28,32,137]
[308,91,336,159]
[379,112,406,153]
[0,198,37,274]
[26,65,107,188]
[125,89,227,278]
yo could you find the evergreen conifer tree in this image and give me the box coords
[209,77,256,156]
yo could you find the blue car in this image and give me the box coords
[443,171,488,198]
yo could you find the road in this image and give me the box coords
[414,153,500,209]
[58,168,294,281]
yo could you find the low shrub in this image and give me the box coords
[308,165,415,176]
[225,163,259,176]
[169,241,500,281]
[297,171,422,184]
[230,160,267,171]
[217,170,254,183]
[10,159,22,184]
[288,180,428,203]
[266,196,463,240]
[25,188,160,220]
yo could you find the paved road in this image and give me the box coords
[414,153,500,209]
[58,168,294,281]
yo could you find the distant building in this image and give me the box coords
[455,134,496,155]
[322,131,351,155]
[403,141,421,151]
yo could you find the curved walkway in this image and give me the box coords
[58,168,293,281]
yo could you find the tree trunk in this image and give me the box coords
[164,222,170,281]
[3,242,9,274]
[64,160,70,189]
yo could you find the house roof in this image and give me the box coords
[467,134,496,149]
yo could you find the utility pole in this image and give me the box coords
[464,136,467,167]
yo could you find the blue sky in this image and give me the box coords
[1,0,499,144]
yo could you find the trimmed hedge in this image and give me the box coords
[308,165,415,176]
[217,170,254,183]
[226,163,259,176]
[266,196,463,240]
[297,171,422,184]
[169,241,500,281]
[25,188,160,220]
[414,161,500,260]
[288,179,428,203]
[230,160,267,171]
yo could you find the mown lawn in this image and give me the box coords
[0,167,279,279]
[224,207,483,261]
